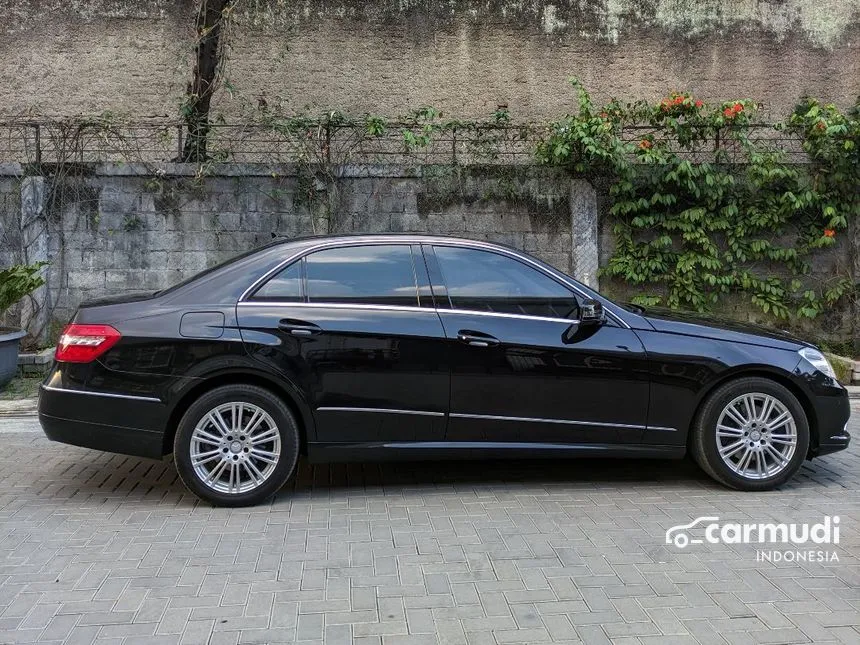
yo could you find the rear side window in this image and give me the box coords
[253,260,303,301]
[306,245,419,306]
[433,246,578,319]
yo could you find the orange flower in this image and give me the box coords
[639,139,652,150]
[723,107,734,118]
[824,229,836,238]
[695,99,703,108]
[674,96,684,105]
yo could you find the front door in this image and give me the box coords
[426,244,650,446]
[237,243,449,444]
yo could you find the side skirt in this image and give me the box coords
[306,441,686,464]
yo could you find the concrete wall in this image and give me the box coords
[0,163,591,333]
[2,1,858,120]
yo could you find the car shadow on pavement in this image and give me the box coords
[30,440,851,506]
[285,456,712,491]
[43,450,722,506]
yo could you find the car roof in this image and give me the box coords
[274,232,499,247]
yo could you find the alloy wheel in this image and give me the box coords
[715,393,797,480]
[190,402,281,494]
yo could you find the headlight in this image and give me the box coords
[798,347,836,379]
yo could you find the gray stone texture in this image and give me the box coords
[0,164,591,328]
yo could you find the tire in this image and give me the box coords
[690,377,810,491]
[174,384,300,507]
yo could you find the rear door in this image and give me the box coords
[425,243,650,446]
[237,242,449,444]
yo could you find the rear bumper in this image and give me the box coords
[38,384,166,459]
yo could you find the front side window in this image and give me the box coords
[434,246,578,319]
[305,245,419,306]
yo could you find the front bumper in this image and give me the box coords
[808,382,851,458]
[38,384,166,459]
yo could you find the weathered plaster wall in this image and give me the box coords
[1,1,193,117]
[229,1,860,119]
[1,1,857,120]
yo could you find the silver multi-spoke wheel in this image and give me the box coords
[190,402,281,494]
[715,393,797,480]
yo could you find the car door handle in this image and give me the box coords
[278,320,322,336]
[457,331,500,348]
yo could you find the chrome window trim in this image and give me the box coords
[317,406,445,417]
[237,237,630,328]
[236,301,437,314]
[42,385,161,403]
[437,308,579,326]
[237,299,577,324]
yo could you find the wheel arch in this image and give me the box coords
[687,367,818,456]
[162,370,314,456]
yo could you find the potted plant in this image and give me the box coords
[0,262,46,387]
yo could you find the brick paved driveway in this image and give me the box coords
[0,404,858,644]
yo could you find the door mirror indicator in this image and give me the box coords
[580,299,606,326]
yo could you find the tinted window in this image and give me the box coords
[306,245,418,306]
[434,246,578,318]
[253,260,303,301]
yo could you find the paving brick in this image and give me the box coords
[0,408,858,644]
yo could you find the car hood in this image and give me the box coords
[640,307,813,349]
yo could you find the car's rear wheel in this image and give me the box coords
[691,377,809,491]
[174,384,300,506]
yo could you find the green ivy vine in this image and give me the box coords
[536,79,860,320]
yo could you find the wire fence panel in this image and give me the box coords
[0,121,806,167]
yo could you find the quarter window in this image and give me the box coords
[252,260,303,301]
[305,245,419,306]
[434,246,578,319]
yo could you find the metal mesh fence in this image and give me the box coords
[0,120,806,166]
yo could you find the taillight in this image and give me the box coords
[55,324,122,363]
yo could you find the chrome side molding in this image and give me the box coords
[41,385,161,403]
[317,406,445,417]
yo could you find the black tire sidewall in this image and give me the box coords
[697,378,810,491]
[174,384,300,506]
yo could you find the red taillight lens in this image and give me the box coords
[55,324,122,363]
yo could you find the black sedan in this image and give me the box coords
[39,235,851,506]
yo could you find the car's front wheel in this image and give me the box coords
[691,377,810,491]
[174,384,300,506]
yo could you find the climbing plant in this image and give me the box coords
[536,79,860,320]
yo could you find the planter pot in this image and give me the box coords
[0,328,26,387]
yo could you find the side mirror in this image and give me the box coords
[580,298,605,326]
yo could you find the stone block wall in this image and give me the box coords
[0,163,593,334]
[0,162,856,348]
